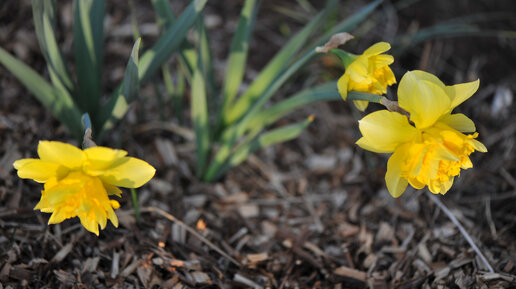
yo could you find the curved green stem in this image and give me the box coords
[346,91,383,103]
[131,188,140,224]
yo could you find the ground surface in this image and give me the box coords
[1,0,516,288]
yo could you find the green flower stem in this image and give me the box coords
[330,48,357,68]
[131,188,140,224]
[346,91,383,103]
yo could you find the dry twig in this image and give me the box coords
[425,190,495,273]
[141,206,241,267]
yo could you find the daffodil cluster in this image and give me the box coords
[14,141,155,235]
[356,71,486,197]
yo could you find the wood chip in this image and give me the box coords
[339,222,360,238]
[334,266,367,282]
[244,253,269,266]
[53,269,75,286]
[234,273,263,289]
[137,263,153,288]
[238,204,259,218]
[191,271,212,285]
[418,243,432,263]
[51,241,74,263]
[81,257,99,273]
[155,138,178,166]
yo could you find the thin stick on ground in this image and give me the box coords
[425,190,495,273]
[141,206,241,267]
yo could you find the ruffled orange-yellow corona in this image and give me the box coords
[337,42,396,111]
[356,71,486,197]
[14,141,155,235]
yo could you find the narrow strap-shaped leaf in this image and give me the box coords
[139,0,208,83]
[73,0,105,115]
[98,39,141,134]
[258,115,313,147]
[31,0,74,93]
[204,50,316,181]
[219,0,259,121]
[246,82,340,132]
[191,26,210,178]
[206,116,313,181]
[224,0,338,126]
[151,0,196,82]
[196,17,216,115]
[0,47,83,139]
[222,49,316,143]
[151,0,189,123]
[151,0,176,27]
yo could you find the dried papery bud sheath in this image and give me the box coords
[315,32,355,53]
[81,113,97,148]
[13,141,156,235]
[82,128,97,148]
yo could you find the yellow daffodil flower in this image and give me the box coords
[337,42,397,111]
[356,70,487,197]
[13,141,155,235]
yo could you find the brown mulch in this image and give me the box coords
[1,0,516,288]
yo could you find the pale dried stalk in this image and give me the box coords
[141,206,241,266]
[426,190,494,273]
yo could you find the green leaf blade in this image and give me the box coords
[191,43,210,178]
[0,47,83,139]
[98,38,141,134]
[211,116,314,181]
[73,0,105,115]
[32,0,75,93]
[224,0,337,126]
[220,0,259,119]
[246,82,340,132]
[139,0,208,83]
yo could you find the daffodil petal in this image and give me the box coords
[103,182,123,197]
[471,139,487,153]
[14,159,67,183]
[38,141,85,169]
[383,67,397,85]
[363,42,391,56]
[398,71,451,129]
[347,58,370,83]
[439,113,476,133]
[386,145,410,198]
[80,216,100,236]
[83,146,128,176]
[99,157,156,188]
[49,211,68,224]
[107,206,119,227]
[356,110,418,153]
[370,54,394,71]
[445,79,479,111]
[353,100,368,111]
[337,74,349,100]
[404,70,446,88]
